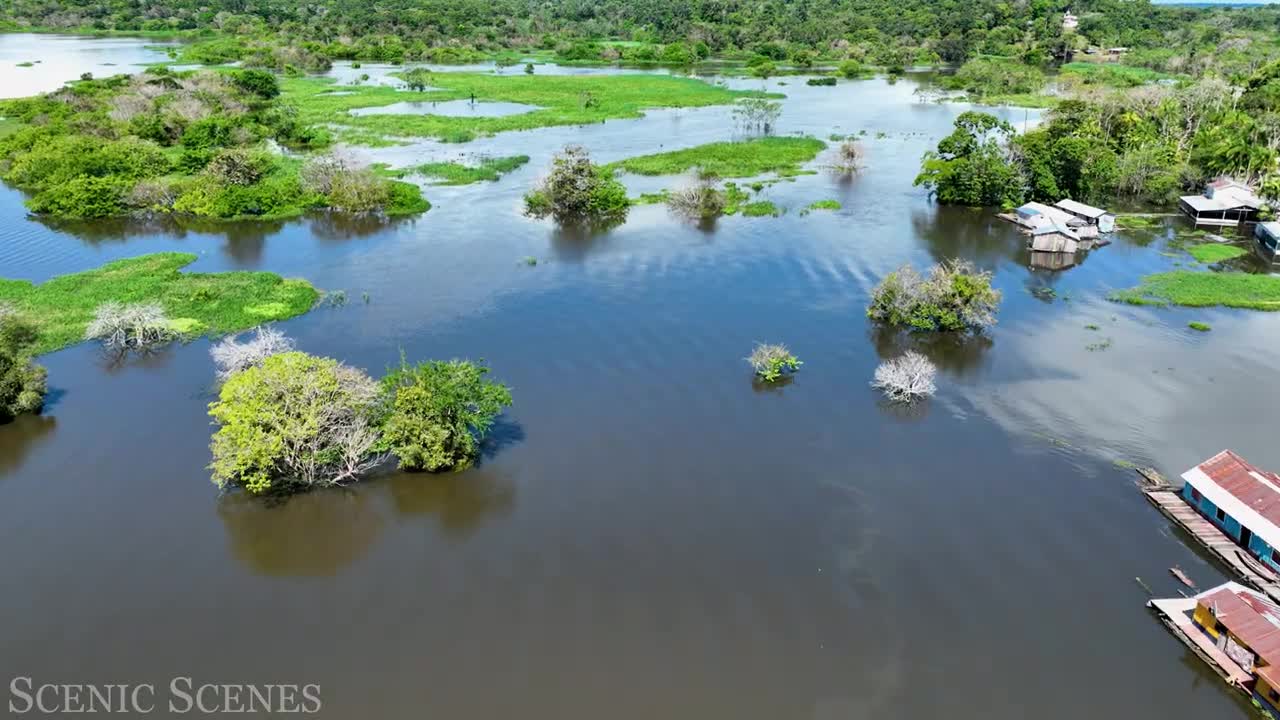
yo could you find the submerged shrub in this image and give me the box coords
[27,176,130,219]
[867,260,1000,333]
[872,351,937,403]
[0,309,47,422]
[523,145,628,226]
[209,352,383,494]
[747,343,802,382]
[732,98,782,135]
[830,140,864,177]
[377,359,513,472]
[666,173,726,220]
[210,326,295,381]
[84,302,177,349]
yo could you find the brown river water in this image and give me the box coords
[0,34,1273,719]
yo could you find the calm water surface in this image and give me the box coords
[0,38,1271,720]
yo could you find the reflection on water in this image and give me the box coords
[385,470,515,538]
[0,414,56,476]
[218,488,385,577]
[0,34,177,98]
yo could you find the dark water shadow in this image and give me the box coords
[750,373,796,394]
[383,470,516,539]
[307,212,417,244]
[216,487,385,577]
[547,220,625,262]
[912,205,1024,269]
[93,342,178,375]
[874,393,931,423]
[0,414,58,476]
[868,324,993,377]
[478,416,526,462]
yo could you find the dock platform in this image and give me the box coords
[1148,596,1252,688]
[1143,487,1280,602]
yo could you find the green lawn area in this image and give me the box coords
[1110,270,1280,310]
[1187,243,1247,263]
[413,155,529,185]
[607,137,826,178]
[0,253,319,354]
[1059,62,1179,87]
[286,73,773,144]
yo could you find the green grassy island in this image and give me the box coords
[607,137,825,178]
[1112,271,1280,311]
[0,67,428,221]
[0,253,319,354]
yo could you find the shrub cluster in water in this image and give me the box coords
[207,341,512,495]
[524,145,629,226]
[867,260,1001,333]
[0,68,427,220]
[0,308,47,423]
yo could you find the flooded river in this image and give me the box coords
[0,35,1272,719]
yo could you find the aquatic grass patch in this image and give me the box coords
[0,253,319,354]
[1188,321,1212,332]
[804,199,841,212]
[1110,270,1280,310]
[607,137,825,178]
[414,155,529,185]
[285,73,772,143]
[738,200,780,217]
[1059,62,1179,87]
[1187,243,1247,263]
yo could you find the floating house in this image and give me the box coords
[1029,223,1080,254]
[1054,199,1115,233]
[1182,450,1280,573]
[1180,179,1264,226]
[1150,581,1280,715]
[1256,222,1280,266]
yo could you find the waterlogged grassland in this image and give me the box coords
[607,137,826,178]
[1187,243,1247,263]
[0,253,319,354]
[1111,270,1280,311]
[285,73,773,143]
[414,155,530,185]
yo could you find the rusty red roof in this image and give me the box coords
[1199,586,1280,664]
[1196,450,1280,527]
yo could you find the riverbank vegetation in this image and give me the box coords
[209,350,511,494]
[1111,271,1280,311]
[0,253,318,354]
[0,68,427,219]
[525,146,628,226]
[608,137,825,178]
[1187,243,1247,264]
[287,72,769,145]
[867,260,1000,333]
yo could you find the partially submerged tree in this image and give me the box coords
[747,343,802,382]
[666,172,727,220]
[84,302,177,349]
[523,145,629,226]
[209,352,383,494]
[915,111,1022,207]
[733,98,782,135]
[377,359,513,472]
[867,260,1001,333]
[829,140,864,177]
[872,351,937,403]
[401,68,433,92]
[210,326,296,381]
[0,307,47,422]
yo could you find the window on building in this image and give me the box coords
[1191,487,1202,502]
[1217,508,1227,522]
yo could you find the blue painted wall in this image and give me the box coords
[1184,482,1280,571]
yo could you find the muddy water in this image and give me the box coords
[0,44,1269,720]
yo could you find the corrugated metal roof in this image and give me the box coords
[1055,199,1109,219]
[1198,585,1280,665]
[1198,450,1280,527]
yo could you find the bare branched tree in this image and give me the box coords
[666,171,726,220]
[828,140,864,177]
[210,326,295,381]
[732,98,782,135]
[872,351,937,403]
[84,302,176,350]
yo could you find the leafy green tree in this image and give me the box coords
[376,359,512,472]
[209,352,382,494]
[915,112,1022,207]
[0,310,46,422]
[231,68,280,99]
[523,145,628,226]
